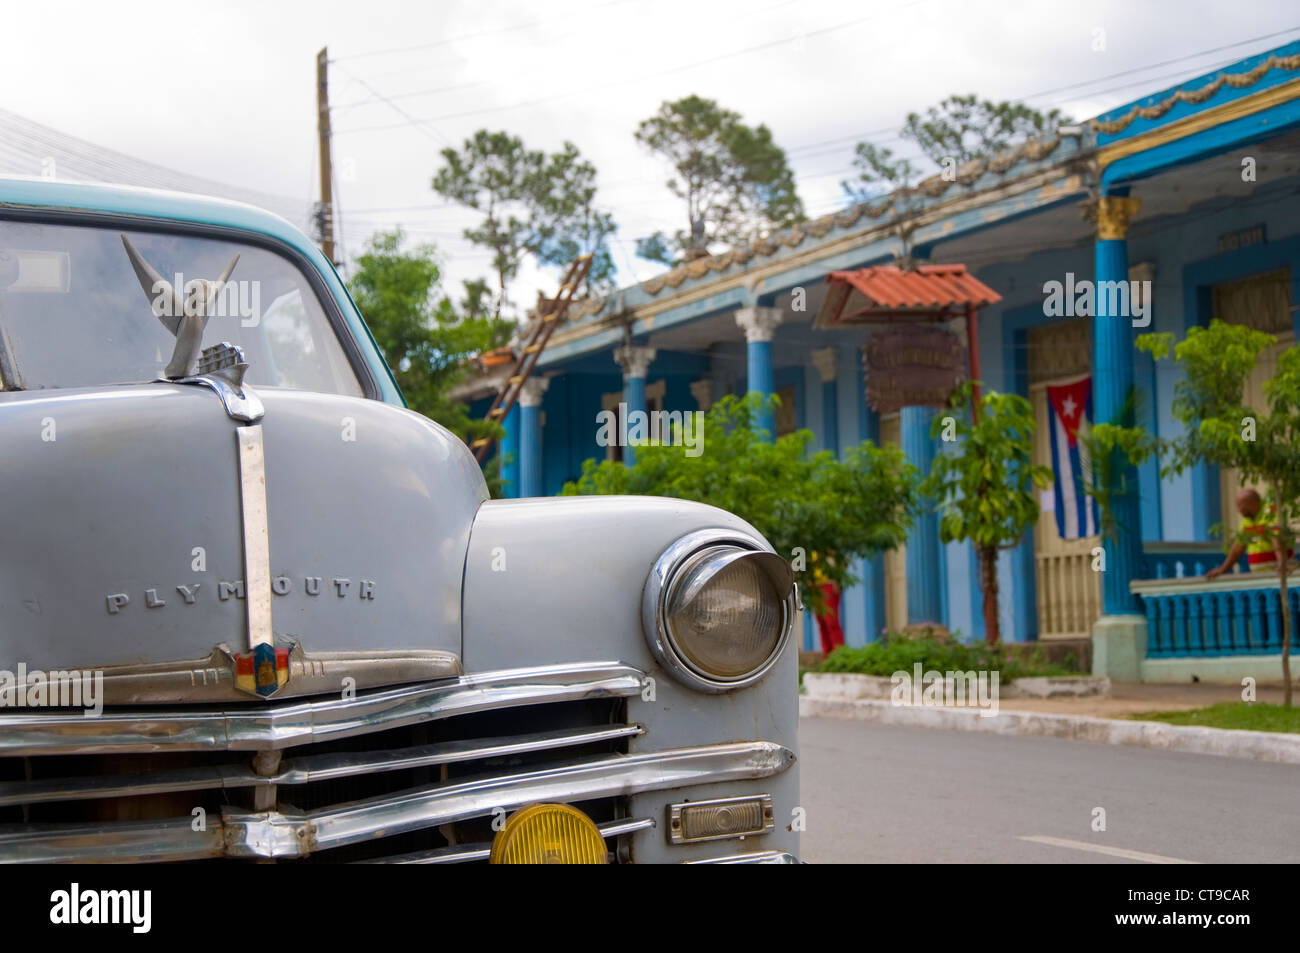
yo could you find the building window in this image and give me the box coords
[602,389,622,463]
[775,385,797,437]
[645,379,665,414]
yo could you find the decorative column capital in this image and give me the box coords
[1128,260,1155,283]
[810,347,838,383]
[735,306,783,343]
[689,378,714,411]
[1082,195,1142,241]
[614,345,656,380]
[518,376,549,408]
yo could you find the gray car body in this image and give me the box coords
[0,179,799,863]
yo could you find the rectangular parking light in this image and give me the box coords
[668,794,774,845]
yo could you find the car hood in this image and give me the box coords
[0,383,485,700]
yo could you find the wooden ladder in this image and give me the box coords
[471,254,593,464]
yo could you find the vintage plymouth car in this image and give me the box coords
[0,176,799,863]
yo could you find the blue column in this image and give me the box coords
[814,348,840,456]
[615,346,655,467]
[1092,193,1144,615]
[518,378,548,498]
[901,405,943,625]
[624,374,646,467]
[857,360,886,642]
[748,340,774,438]
[500,403,520,499]
[736,307,782,441]
[822,380,839,455]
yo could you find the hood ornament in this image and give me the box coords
[121,234,240,379]
[121,235,262,422]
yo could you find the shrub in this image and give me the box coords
[818,631,1077,680]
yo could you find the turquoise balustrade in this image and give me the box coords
[1133,573,1300,658]
[1140,542,1246,580]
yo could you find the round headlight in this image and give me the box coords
[643,530,795,692]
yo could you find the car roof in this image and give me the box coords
[0,175,313,251]
[0,175,405,405]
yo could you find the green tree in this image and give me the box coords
[1136,320,1300,705]
[844,95,1070,197]
[432,131,616,315]
[432,130,541,318]
[904,95,1070,166]
[634,95,803,263]
[561,394,918,609]
[529,141,618,294]
[347,229,513,493]
[920,384,1052,644]
[1078,389,1158,544]
[841,143,921,203]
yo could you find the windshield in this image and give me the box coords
[0,219,363,395]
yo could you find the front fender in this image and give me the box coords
[461,495,800,863]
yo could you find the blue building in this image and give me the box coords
[461,41,1300,684]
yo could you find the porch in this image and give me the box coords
[1125,568,1300,683]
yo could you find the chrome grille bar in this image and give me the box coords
[0,741,794,863]
[245,741,793,857]
[0,724,645,807]
[0,817,224,864]
[0,662,644,755]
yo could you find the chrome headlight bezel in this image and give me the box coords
[641,529,796,693]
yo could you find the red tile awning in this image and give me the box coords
[816,263,1001,326]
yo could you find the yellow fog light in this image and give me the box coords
[489,803,609,864]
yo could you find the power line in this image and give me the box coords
[333,27,1300,286]
[1019,25,1300,104]
[331,62,452,147]
[334,0,933,135]
[333,0,803,113]
[334,78,494,112]
[329,0,638,63]
[334,40,1287,257]
[525,46,1300,218]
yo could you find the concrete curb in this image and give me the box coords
[799,696,1300,765]
[802,671,1111,701]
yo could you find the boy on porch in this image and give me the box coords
[1205,488,1294,579]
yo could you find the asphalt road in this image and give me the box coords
[799,717,1300,863]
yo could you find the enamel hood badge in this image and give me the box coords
[124,235,282,698]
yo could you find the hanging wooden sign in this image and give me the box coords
[862,325,966,414]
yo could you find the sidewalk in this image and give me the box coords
[800,679,1300,764]
[997,680,1287,718]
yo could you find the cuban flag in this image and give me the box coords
[1045,376,1098,540]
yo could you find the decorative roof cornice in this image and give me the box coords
[561,134,1073,320]
[1091,51,1300,135]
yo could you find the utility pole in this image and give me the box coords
[315,46,335,264]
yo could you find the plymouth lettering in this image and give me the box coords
[105,577,376,613]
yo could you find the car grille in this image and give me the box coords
[0,662,794,863]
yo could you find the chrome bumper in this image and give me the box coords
[686,851,800,864]
[0,662,796,863]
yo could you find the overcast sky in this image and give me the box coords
[3,0,1299,306]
